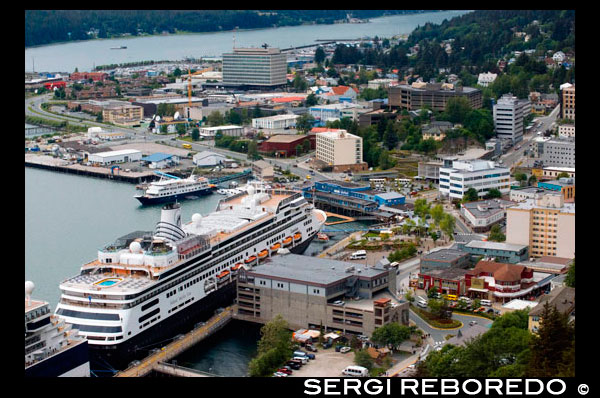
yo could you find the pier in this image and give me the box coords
[153,362,221,377]
[114,306,234,377]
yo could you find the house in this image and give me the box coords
[141,152,180,169]
[193,151,227,167]
[528,286,575,333]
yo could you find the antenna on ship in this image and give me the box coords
[25,281,35,307]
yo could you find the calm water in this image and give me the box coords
[25,10,470,72]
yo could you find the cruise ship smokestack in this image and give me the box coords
[155,203,186,242]
[161,203,182,228]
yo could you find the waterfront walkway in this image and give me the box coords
[114,306,234,377]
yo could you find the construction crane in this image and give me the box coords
[187,68,192,110]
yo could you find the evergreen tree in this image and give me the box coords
[383,122,399,150]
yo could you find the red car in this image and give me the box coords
[278,368,293,375]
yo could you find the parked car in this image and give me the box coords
[306,353,316,360]
[469,321,478,326]
[305,344,318,352]
[286,361,301,370]
[340,347,352,354]
[273,372,288,377]
[473,306,486,313]
[322,342,332,349]
[278,368,292,375]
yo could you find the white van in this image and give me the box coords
[480,299,492,307]
[343,365,369,377]
[350,250,367,260]
[417,299,428,309]
[293,356,308,364]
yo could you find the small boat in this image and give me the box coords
[231,263,244,272]
[245,256,257,266]
[317,233,329,242]
[270,243,281,251]
[283,237,293,247]
[217,270,230,279]
[110,46,127,49]
[293,232,302,241]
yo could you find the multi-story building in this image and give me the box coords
[388,82,482,111]
[493,94,530,144]
[506,192,575,258]
[561,84,575,121]
[418,161,443,182]
[537,178,575,202]
[199,125,245,138]
[439,159,511,200]
[529,136,551,158]
[222,47,287,87]
[418,268,471,296]
[251,160,274,181]
[315,130,367,172]
[541,167,575,181]
[465,260,552,303]
[235,254,409,337]
[460,199,516,232]
[558,124,575,138]
[541,138,575,168]
[101,103,144,126]
[259,134,314,158]
[309,103,359,124]
[252,114,299,130]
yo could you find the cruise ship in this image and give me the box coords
[25,281,90,377]
[55,184,327,370]
[134,173,212,205]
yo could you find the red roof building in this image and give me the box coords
[464,261,550,303]
[259,134,315,157]
[70,72,108,82]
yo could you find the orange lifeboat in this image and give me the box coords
[293,232,302,241]
[258,249,269,260]
[217,270,230,279]
[270,242,281,251]
[283,236,293,246]
[245,256,257,265]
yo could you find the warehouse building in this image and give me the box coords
[87,149,142,165]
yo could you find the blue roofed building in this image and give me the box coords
[141,152,180,169]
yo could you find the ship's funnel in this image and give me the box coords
[155,202,186,242]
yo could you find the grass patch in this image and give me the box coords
[411,304,463,329]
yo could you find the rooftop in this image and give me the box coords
[502,299,539,311]
[248,254,388,286]
[465,240,528,252]
[141,152,176,162]
[422,249,468,262]
[419,267,470,280]
[528,286,575,317]
[263,134,309,143]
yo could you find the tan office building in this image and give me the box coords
[102,104,144,126]
[315,130,366,172]
[506,193,575,258]
[562,84,575,121]
[388,82,482,111]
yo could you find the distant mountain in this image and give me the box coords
[25,10,440,48]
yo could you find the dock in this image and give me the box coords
[153,362,221,377]
[114,306,234,377]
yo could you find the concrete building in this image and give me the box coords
[477,72,497,87]
[235,254,409,337]
[537,178,575,202]
[421,120,453,141]
[368,78,395,90]
[528,286,575,333]
[388,82,482,112]
[561,84,575,121]
[541,167,575,180]
[315,130,365,171]
[199,125,244,138]
[558,124,575,138]
[541,139,575,168]
[439,159,511,200]
[87,149,142,165]
[460,199,516,232]
[417,161,443,182]
[460,241,529,264]
[309,103,360,124]
[252,114,298,130]
[493,94,530,144]
[419,249,471,273]
[506,192,575,258]
[102,103,144,126]
[252,160,274,181]
[529,136,551,158]
[222,47,287,87]
[509,187,548,202]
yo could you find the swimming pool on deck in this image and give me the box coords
[95,278,122,287]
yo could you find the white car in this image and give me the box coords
[340,347,352,353]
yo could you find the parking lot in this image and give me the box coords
[288,348,356,377]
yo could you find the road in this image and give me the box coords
[500,105,560,169]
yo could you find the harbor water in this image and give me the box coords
[25,10,469,73]
[25,167,364,375]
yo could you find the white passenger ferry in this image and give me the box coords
[134,173,212,205]
[55,183,326,370]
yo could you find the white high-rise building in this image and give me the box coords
[439,159,511,200]
[315,130,363,166]
[493,94,529,144]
